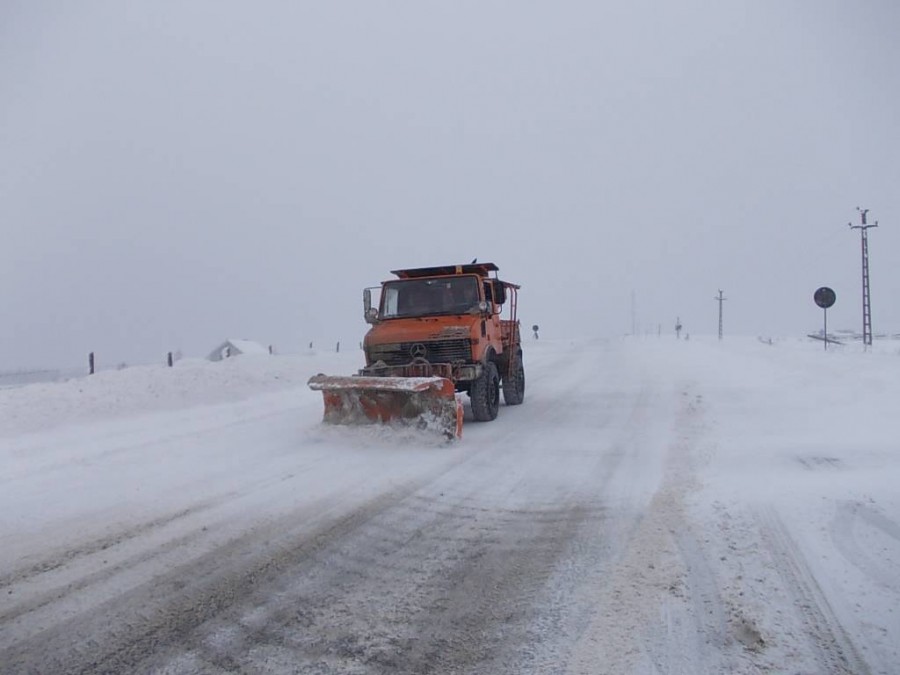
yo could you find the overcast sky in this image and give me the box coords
[2,1,899,369]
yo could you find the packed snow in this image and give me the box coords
[1,336,898,673]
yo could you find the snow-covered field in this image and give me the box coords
[1,337,898,674]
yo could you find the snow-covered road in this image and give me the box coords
[1,338,898,673]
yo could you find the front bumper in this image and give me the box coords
[359,360,482,383]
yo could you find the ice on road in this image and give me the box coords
[1,337,898,674]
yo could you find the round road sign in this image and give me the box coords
[814,287,836,309]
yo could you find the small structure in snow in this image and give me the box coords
[207,339,269,362]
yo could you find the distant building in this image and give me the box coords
[207,339,269,362]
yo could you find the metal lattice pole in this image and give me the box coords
[849,208,878,347]
[715,290,726,340]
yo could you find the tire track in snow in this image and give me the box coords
[562,387,755,675]
[474,355,695,672]
[0,462,471,675]
[829,500,900,673]
[150,471,608,674]
[0,449,338,633]
[831,500,900,590]
[0,499,226,593]
[755,507,871,675]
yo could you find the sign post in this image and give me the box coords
[814,287,837,350]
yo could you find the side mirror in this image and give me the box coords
[492,281,506,305]
[363,288,378,324]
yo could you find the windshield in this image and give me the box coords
[381,276,481,319]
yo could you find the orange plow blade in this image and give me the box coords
[308,375,463,439]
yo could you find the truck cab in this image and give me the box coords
[360,263,524,420]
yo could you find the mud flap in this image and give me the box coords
[308,375,463,439]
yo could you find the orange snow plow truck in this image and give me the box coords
[308,263,524,439]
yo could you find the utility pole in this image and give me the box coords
[631,290,637,336]
[715,290,726,340]
[849,207,878,347]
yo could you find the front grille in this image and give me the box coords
[369,338,472,366]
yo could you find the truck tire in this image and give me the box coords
[502,359,525,405]
[470,361,500,421]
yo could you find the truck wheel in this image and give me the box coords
[471,361,500,421]
[502,360,525,405]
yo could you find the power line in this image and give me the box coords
[848,207,878,347]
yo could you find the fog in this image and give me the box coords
[2,2,898,369]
